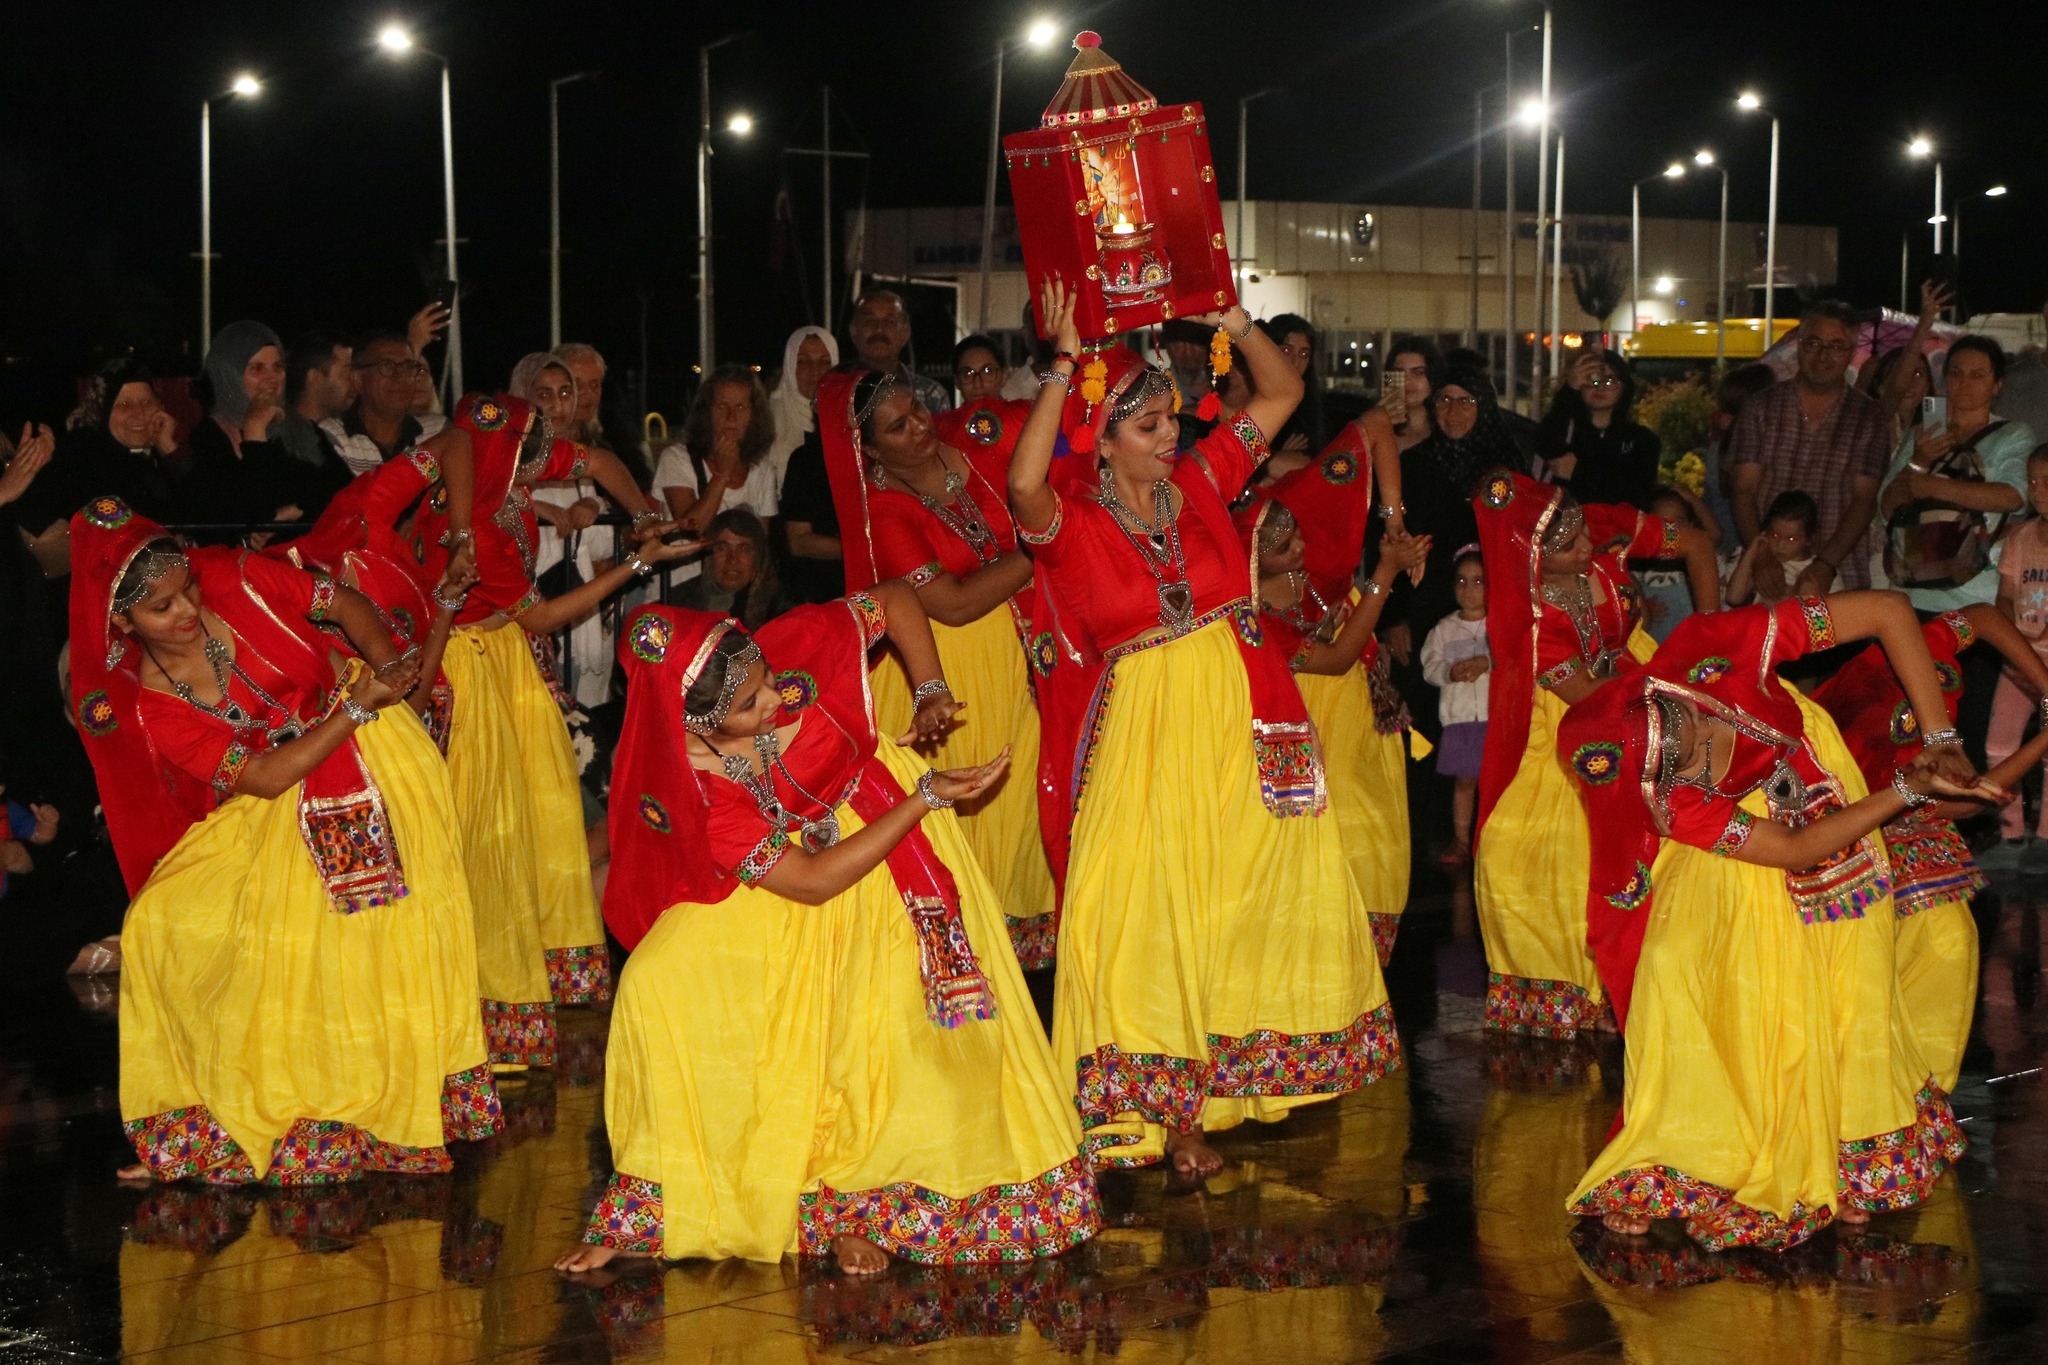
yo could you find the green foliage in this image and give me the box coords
[1637,377,1715,483]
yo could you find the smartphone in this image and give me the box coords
[1381,366,1408,426]
[1922,395,1947,431]
[430,279,457,315]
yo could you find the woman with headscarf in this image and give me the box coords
[1009,280,1400,1179]
[556,591,1098,1276]
[69,497,499,1184]
[819,367,1058,967]
[183,321,304,543]
[409,395,688,1029]
[1555,594,1981,1247]
[1472,472,1718,1037]
[767,326,839,489]
[1811,604,2048,1094]
[1537,350,1662,512]
[1238,439,1430,965]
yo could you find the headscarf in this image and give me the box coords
[507,352,576,411]
[84,358,159,437]
[768,327,838,471]
[606,601,998,1027]
[69,498,409,910]
[200,320,283,425]
[1423,366,1520,500]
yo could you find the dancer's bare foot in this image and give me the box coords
[1165,1127,1224,1179]
[555,1242,648,1276]
[1601,1211,1650,1236]
[1837,1204,1871,1225]
[832,1235,890,1275]
[115,1162,152,1186]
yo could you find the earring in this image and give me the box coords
[866,459,887,492]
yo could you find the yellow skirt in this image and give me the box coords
[872,605,1058,968]
[1052,618,1399,1169]
[441,629,556,1064]
[119,700,498,1183]
[1896,901,1977,1095]
[585,741,1098,1264]
[1473,685,1606,1037]
[1297,666,1409,966]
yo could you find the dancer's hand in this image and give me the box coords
[899,686,964,746]
[929,747,1011,804]
[1037,276,1081,357]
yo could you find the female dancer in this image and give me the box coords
[1812,604,2048,1093]
[1240,445,1430,964]
[1474,471,1718,1037]
[1558,594,1980,1248]
[558,586,1098,1275]
[1011,280,1400,1178]
[72,499,499,1183]
[818,369,1058,965]
[415,395,688,1019]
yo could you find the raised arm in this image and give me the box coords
[326,583,403,672]
[1008,277,1082,534]
[1220,307,1304,444]
[1295,533,1431,675]
[1676,525,1723,614]
[513,527,699,636]
[1824,589,1973,783]
[233,660,421,799]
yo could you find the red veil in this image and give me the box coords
[275,457,438,646]
[69,498,408,910]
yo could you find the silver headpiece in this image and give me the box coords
[853,374,901,432]
[1539,495,1585,554]
[1256,503,1299,555]
[111,538,189,614]
[1108,366,1176,425]
[683,638,764,736]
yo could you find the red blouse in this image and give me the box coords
[867,447,1019,582]
[1535,512,1678,691]
[136,553,339,803]
[1028,416,1266,653]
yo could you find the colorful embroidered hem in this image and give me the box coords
[122,1067,500,1186]
[584,1172,664,1255]
[1838,1082,1966,1212]
[1369,913,1400,967]
[483,997,557,1067]
[545,944,614,1005]
[1005,912,1059,972]
[1484,972,1603,1040]
[796,1154,1101,1265]
[1075,1003,1402,1159]
[1884,816,1985,920]
[1570,1165,1833,1252]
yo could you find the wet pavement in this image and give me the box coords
[1,869,2043,1363]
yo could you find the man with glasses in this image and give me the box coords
[1728,300,1890,591]
[319,330,447,476]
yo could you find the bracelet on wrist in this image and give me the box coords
[438,529,472,550]
[1039,368,1074,390]
[2037,694,2048,729]
[916,769,954,810]
[1226,312,1255,342]
[912,678,952,707]
[341,694,381,726]
[432,583,468,611]
[1362,579,1387,597]
[1375,502,1406,522]
[1891,768,1935,808]
[624,554,654,578]
[1052,350,1078,367]
[631,509,663,530]
[1920,727,1963,750]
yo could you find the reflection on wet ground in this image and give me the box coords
[1,869,2042,1362]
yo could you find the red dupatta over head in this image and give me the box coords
[605,600,998,1028]
[69,498,408,910]
[275,463,436,646]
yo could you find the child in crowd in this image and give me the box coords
[1725,489,1838,605]
[1421,548,1489,867]
[1986,445,2048,868]
[1632,483,1721,643]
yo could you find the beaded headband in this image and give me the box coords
[1107,365,1176,425]
[1648,692,1687,815]
[683,638,763,736]
[853,374,901,432]
[111,538,189,614]
[1256,503,1299,554]
[1539,496,1585,554]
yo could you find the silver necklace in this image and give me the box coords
[154,630,304,745]
[1540,573,1617,678]
[915,467,999,563]
[1099,478,1193,630]
[718,732,843,852]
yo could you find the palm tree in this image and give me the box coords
[1569,250,1625,338]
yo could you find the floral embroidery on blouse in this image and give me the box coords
[735,829,789,885]
[847,592,887,648]
[1939,610,1974,649]
[904,560,943,589]
[404,446,440,484]
[212,742,252,801]
[1710,809,1756,857]
[1230,412,1269,464]
[1797,596,1835,650]
[1537,657,1583,691]
[306,573,337,621]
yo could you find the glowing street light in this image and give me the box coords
[230,73,262,98]
[1984,184,2008,198]
[1516,97,1546,129]
[979,20,1065,331]
[1907,135,1943,253]
[1735,91,1781,337]
[726,112,754,136]
[1654,275,1675,295]
[1690,150,1731,370]
[1694,149,1715,167]
[377,23,414,53]
[199,73,266,348]
[379,21,463,395]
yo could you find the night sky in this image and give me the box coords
[3,0,2040,421]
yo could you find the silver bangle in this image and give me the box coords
[341,694,380,726]
[631,509,663,531]
[917,769,954,809]
[1362,579,1387,597]
[1038,368,1074,389]
[1921,727,1963,750]
[1892,768,1935,808]
[2038,695,2048,729]
[1226,312,1255,342]
[438,528,472,550]
[431,584,468,611]
[912,678,952,706]
[625,554,654,578]
[1376,502,1405,521]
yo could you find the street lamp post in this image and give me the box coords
[1502,33,1516,407]
[1736,92,1779,342]
[978,19,1058,335]
[1630,162,1685,342]
[1236,88,1275,293]
[1523,2,1553,405]
[1907,136,1943,255]
[549,72,593,349]
[199,73,262,351]
[379,25,463,397]
[1548,130,1565,385]
[1694,150,1730,373]
[697,34,744,372]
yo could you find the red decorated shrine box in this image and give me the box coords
[1003,47,1236,341]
